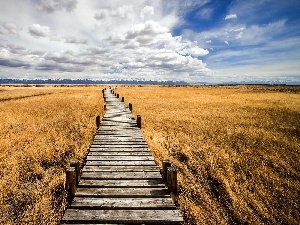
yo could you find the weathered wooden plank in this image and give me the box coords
[69,197,176,210]
[61,209,184,224]
[86,156,154,161]
[94,135,144,139]
[91,144,148,148]
[75,187,170,197]
[89,147,149,151]
[93,139,145,142]
[78,179,165,188]
[93,141,147,145]
[95,134,143,138]
[81,171,161,180]
[95,133,143,137]
[85,160,156,166]
[96,133,142,136]
[82,165,160,172]
[87,152,153,156]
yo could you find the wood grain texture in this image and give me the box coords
[75,187,170,197]
[61,209,184,224]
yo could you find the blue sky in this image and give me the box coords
[0,0,299,83]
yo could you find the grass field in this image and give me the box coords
[0,85,104,224]
[117,85,300,225]
[0,84,299,224]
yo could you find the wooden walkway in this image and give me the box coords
[61,89,184,224]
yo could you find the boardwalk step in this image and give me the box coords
[61,209,183,224]
[86,156,154,161]
[83,166,160,172]
[87,152,153,156]
[85,161,157,166]
[89,147,149,151]
[78,179,165,188]
[75,187,170,197]
[81,171,161,180]
[69,197,176,210]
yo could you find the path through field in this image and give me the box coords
[61,88,184,224]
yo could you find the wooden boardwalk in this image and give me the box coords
[61,89,184,224]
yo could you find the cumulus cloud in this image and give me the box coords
[94,5,135,20]
[140,6,154,20]
[64,36,88,44]
[125,21,169,44]
[179,45,209,57]
[28,24,51,37]
[37,0,78,13]
[0,58,31,68]
[225,14,237,20]
[0,22,20,36]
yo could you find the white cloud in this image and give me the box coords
[180,46,209,57]
[125,21,169,41]
[64,36,88,44]
[225,14,237,20]
[37,0,78,13]
[28,24,51,37]
[0,22,20,36]
[197,7,214,20]
[94,5,135,21]
[140,6,154,20]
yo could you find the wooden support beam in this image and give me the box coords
[167,167,177,193]
[96,115,100,129]
[66,167,76,203]
[70,160,80,185]
[167,167,178,203]
[129,103,132,111]
[162,160,171,183]
[137,115,141,129]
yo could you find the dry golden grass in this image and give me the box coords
[117,85,300,225]
[0,86,104,224]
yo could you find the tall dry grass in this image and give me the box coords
[0,86,104,224]
[117,85,300,225]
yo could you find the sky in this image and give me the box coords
[0,0,300,83]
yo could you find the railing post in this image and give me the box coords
[167,167,178,202]
[137,115,141,129]
[70,160,80,185]
[66,167,76,203]
[162,159,171,183]
[129,103,132,111]
[122,97,124,102]
[104,104,106,110]
[117,94,119,98]
[96,115,100,129]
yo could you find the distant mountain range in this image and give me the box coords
[0,78,188,85]
[0,78,299,85]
